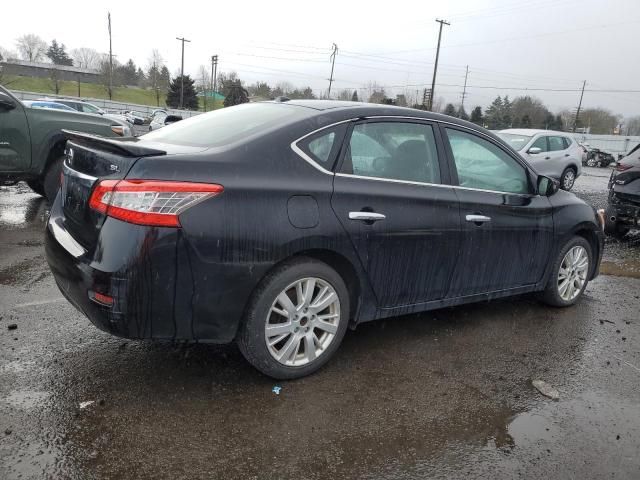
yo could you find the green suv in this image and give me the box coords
[0,86,131,201]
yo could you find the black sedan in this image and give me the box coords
[45,100,605,379]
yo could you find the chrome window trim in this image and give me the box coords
[290,115,537,197]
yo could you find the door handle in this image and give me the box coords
[465,214,491,223]
[349,211,386,222]
[545,156,550,160]
[565,154,570,157]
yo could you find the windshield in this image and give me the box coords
[497,133,533,151]
[142,103,313,147]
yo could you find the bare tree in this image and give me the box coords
[624,116,640,136]
[336,89,351,101]
[147,49,165,107]
[198,65,210,111]
[71,48,100,69]
[15,34,47,62]
[49,68,61,95]
[0,46,18,61]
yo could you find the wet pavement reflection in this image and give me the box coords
[1,176,639,479]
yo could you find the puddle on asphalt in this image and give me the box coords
[600,260,640,279]
[0,256,48,285]
[0,184,47,228]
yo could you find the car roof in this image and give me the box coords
[499,128,571,136]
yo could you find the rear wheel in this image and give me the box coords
[560,167,576,190]
[540,236,592,307]
[43,157,64,204]
[237,258,350,379]
[26,180,45,197]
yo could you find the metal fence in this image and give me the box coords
[569,133,640,157]
[11,90,202,119]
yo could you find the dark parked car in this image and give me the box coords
[45,100,605,379]
[605,145,640,238]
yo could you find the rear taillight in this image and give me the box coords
[89,180,223,227]
[615,163,632,172]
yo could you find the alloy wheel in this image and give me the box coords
[563,170,576,189]
[557,246,589,301]
[265,277,341,367]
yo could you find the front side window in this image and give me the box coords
[530,136,549,152]
[340,122,441,184]
[548,136,566,151]
[445,128,529,194]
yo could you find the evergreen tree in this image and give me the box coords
[470,106,483,125]
[136,67,146,87]
[223,81,249,107]
[351,90,358,102]
[166,75,199,110]
[444,103,456,116]
[502,96,513,128]
[120,59,138,85]
[159,66,171,88]
[46,39,73,66]
[521,115,531,128]
[485,96,504,129]
[554,114,564,131]
[457,106,469,121]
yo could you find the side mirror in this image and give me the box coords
[528,147,542,155]
[0,93,17,111]
[538,175,559,196]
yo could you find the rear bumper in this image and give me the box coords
[45,197,249,343]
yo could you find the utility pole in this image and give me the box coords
[429,19,450,111]
[460,65,469,113]
[176,36,191,109]
[107,12,113,100]
[211,55,218,109]
[573,80,586,133]
[327,43,338,99]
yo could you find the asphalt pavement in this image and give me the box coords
[1,168,639,479]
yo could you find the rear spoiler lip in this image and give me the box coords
[62,130,167,158]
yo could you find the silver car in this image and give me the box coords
[497,129,582,190]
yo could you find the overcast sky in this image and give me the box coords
[2,0,640,117]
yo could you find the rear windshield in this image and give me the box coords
[497,133,533,151]
[142,103,312,147]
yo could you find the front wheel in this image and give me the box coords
[560,167,577,190]
[237,258,350,379]
[43,157,64,204]
[540,236,592,307]
[26,179,45,197]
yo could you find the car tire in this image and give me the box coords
[540,236,592,307]
[237,257,350,379]
[604,206,629,239]
[26,180,45,197]
[43,156,64,204]
[560,167,577,190]
[586,157,596,167]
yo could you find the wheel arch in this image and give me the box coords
[36,133,67,178]
[572,227,601,279]
[238,248,363,338]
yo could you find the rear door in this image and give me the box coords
[441,126,554,296]
[331,119,460,308]
[546,135,571,178]
[0,90,31,173]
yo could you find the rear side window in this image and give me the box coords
[340,122,441,184]
[143,103,313,147]
[549,136,566,151]
[445,128,529,194]
[562,137,572,149]
[296,124,346,168]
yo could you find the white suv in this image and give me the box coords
[497,129,583,190]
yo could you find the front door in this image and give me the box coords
[331,119,460,308]
[0,90,31,174]
[442,126,554,297]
